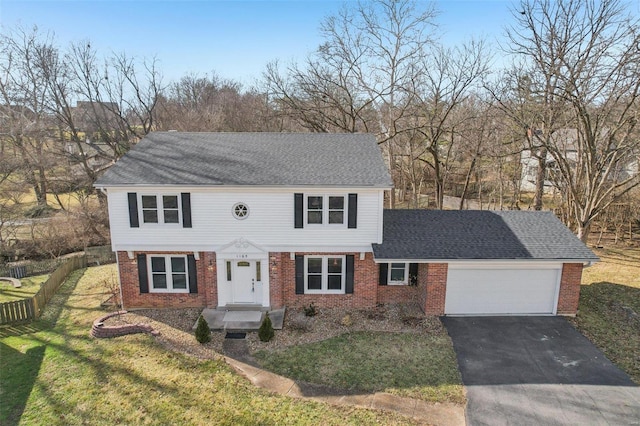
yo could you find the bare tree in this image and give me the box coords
[157,72,272,132]
[499,0,640,241]
[0,27,57,207]
[264,0,438,207]
[409,40,490,209]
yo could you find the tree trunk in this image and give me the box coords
[459,157,476,210]
[387,140,396,209]
[35,166,48,206]
[534,148,547,211]
[577,221,591,244]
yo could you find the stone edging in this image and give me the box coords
[90,310,160,338]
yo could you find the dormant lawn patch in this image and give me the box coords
[572,247,640,383]
[0,265,417,425]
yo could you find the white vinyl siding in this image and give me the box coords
[107,187,383,251]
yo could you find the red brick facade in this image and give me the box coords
[556,263,584,316]
[268,252,426,309]
[116,251,217,309]
[423,263,448,315]
[116,250,583,316]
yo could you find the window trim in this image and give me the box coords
[304,194,346,227]
[388,262,409,285]
[147,254,190,293]
[304,255,346,294]
[139,193,182,226]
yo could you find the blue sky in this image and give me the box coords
[0,0,514,86]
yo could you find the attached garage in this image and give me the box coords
[444,263,562,315]
[372,210,599,316]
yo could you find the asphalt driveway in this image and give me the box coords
[442,316,640,425]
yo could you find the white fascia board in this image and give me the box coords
[265,244,373,253]
[112,244,209,252]
[372,258,590,265]
[112,243,374,253]
[94,184,392,191]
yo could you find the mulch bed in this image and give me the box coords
[100,303,444,359]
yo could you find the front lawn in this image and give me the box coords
[572,247,640,383]
[254,330,465,404]
[0,265,416,425]
[0,274,48,303]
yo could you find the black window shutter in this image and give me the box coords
[128,193,139,228]
[409,263,419,286]
[348,193,358,228]
[345,255,354,294]
[379,263,388,285]
[137,253,148,293]
[181,193,192,228]
[294,193,303,228]
[188,254,198,293]
[295,255,304,294]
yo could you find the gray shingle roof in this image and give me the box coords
[372,210,598,261]
[94,132,392,187]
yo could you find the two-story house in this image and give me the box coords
[95,132,598,316]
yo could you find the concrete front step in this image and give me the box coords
[196,307,285,331]
[222,304,271,312]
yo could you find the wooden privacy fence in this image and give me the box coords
[0,255,87,326]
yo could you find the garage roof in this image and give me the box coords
[372,210,599,262]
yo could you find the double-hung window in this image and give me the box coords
[388,263,408,285]
[306,195,345,225]
[141,195,159,223]
[140,195,180,224]
[149,255,188,292]
[305,255,345,293]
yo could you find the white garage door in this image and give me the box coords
[445,264,561,315]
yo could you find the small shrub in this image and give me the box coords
[258,313,275,342]
[100,273,122,309]
[195,315,211,344]
[341,314,353,327]
[303,302,318,317]
[288,312,313,332]
[365,306,387,321]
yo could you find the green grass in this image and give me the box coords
[254,331,465,404]
[0,265,416,425]
[572,247,640,383]
[0,274,48,303]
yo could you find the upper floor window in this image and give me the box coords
[141,195,180,224]
[141,195,158,223]
[294,193,356,229]
[306,195,345,225]
[128,192,192,228]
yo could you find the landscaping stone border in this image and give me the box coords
[91,310,160,338]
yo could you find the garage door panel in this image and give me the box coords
[445,268,560,315]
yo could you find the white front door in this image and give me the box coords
[233,260,256,303]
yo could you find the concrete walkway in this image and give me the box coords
[222,339,464,426]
